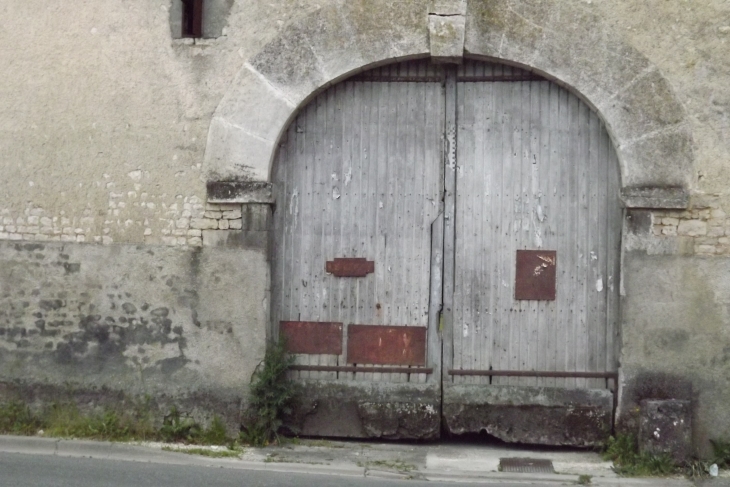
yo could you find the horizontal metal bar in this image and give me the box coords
[448,369,618,379]
[348,75,445,83]
[456,75,545,83]
[290,365,433,374]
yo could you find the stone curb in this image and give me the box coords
[0,435,697,486]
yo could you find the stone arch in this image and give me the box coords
[204,0,693,207]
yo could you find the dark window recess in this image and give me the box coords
[182,0,203,38]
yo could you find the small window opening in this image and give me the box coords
[182,0,203,38]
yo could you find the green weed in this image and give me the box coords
[710,438,730,468]
[240,339,298,447]
[602,433,675,477]
[44,403,155,441]
[0,402,44,435]
[159,407,202,443]
[577,474,592,485]
[0,400,232,446]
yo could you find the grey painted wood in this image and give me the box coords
[441,68,458,385]
[272,60,444,383]
[452,61,621,389]
[274,58,620,393]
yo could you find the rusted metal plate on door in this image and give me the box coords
[515,250,557,301]
[280,321,343,355]
[325,258,374,277]
[347,325,426,366]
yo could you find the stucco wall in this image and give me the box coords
[621,252,730,456]
[0,240,267,424]
[1,0,730,453]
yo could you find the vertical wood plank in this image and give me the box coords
[441,67,457,386]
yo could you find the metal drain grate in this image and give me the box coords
[499,458,554,474]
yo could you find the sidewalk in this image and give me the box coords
[0,434,720,486]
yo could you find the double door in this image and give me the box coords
[271,59,620,396]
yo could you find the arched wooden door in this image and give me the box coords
[271,59,621,444]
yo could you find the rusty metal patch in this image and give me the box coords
[347,325,426,366]
[515,250,557,301]
[325,258,374,277]
[499,458,554,474]
[280,321,343,355]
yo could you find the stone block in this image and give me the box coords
[696,244,717,255]
[221,209,242,220]
[190,218,219,230]
[621,187,690,210]
[443,384,613,446]
[204,117,274,182]
[283,380,440,440]
[602,69,685,141]
[639,400,691,463]
[708,226,725,238]
[206,181,274,204]
[678,220,707,236]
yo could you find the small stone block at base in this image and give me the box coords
[639,399,692,463]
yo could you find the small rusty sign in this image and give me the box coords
[347,325,426,366]
[515,250,557,301]
[280,321,343,355]
[325,258,374,277]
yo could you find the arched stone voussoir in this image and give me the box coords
[248,0,430,101]
[206,0,694,205]
[464,0,694,195]
[204,0,430,187]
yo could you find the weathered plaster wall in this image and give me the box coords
[0,240,267,423]
[622,253,730,456]
[0,0,317,247]
[2,0,727,246]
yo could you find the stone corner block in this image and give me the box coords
[639,399,692,463]
[621,187,690,210]
[206,181,274,204]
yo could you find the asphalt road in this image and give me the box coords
[0,452,537,487]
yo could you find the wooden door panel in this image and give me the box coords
[272,61,444,382]
[451,61,621,389]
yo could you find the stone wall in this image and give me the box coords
[651,198,730,256]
